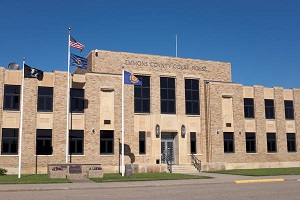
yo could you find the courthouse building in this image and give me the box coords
[1,49,300,174]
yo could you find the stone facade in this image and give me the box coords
[0,50,299,174]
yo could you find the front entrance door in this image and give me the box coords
[161,133,175,164]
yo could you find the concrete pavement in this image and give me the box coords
[0,172,299,192]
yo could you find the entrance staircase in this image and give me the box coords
[171,164,200,174]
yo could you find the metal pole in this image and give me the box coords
[18,58,25,178]
[66,28,71,164]
[121,68,125,176]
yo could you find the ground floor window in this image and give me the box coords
[1,128,18,155]
[287,133,296,152]
[69,130,84,155]
[36,129,52,155]
[223,132,234,153]
[100,130,114,154]
[190,132,196,154]
[245,132,256,153]
[139,131,146,154]
[267,133,277,153]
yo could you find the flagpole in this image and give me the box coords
[121,68,125,176]
[175,34,178,57]
[18,58,25,178]
[66,28,71,164]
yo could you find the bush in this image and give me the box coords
[0,168,8,175]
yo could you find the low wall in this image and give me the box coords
[48,164,102,179]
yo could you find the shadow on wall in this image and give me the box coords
[119,142,135,164]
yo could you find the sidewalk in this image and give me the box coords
[0,172,299,192]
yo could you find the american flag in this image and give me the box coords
[70,36,85,52]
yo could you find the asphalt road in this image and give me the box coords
[1,180,300,200]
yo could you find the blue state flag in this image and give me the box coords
[70,53,87,69]
[124,71,142,86]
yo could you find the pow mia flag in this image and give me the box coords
[24,64,44,81]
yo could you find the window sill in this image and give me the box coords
[134,113,150,115]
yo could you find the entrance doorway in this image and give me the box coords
[161,133,175,164]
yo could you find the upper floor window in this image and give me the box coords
[284,100,294,120]
[38,87,53,112]
[265,99,275,119]
[134,76,150,113]
[185,79,200,115]
[70,88,84,113]
[244,98,254,118]
[160,77,176,114]
[4,85,20,111]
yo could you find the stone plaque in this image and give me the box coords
[69,164,82,174]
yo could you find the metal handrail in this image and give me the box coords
[191,154,201,172]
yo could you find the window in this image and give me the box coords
[134,76,150,113]
[3,85,20,110]
[139,131,146,154]
[245,132,256,153]
[38,87,53,112]
[265,99,275,119]
[287,133,296,152]
[36,129,52,155]
[244,98,254,118]
[1,128,18,155]
[190,132,196,154]
[267,133,277,153]
[160,77,176,114]
[185,79,200,115]
[69,130,84,155]
[284,100,294,120]
[223,132,234,153]
[70,88,84,113]
[100,130,114,154]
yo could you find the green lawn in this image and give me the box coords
[0,174,71,184]
[0,173,210,184]
[91,173,211,182]
[207,167,300,176]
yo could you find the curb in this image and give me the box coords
[235,178,284,184]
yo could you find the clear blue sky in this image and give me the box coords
[1,0,299,88]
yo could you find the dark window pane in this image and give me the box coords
[4,85,20,110]
[70,89,84,113]
[285,100,294,120]
[223,132,234,153]
[100,130,114,154]
[190,132,196,154]
[2,128,18,155]
[69,130,84,155]
[185,79,200,115]
[134,76,150,113]
[287,133,296,152]
[139,131,146,154]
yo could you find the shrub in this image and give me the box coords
[0,168,8,175]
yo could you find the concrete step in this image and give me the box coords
[171,164,200,174]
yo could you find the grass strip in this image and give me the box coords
[0,174,71,184]
[91,172,212,182]
[207,167,300,176]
